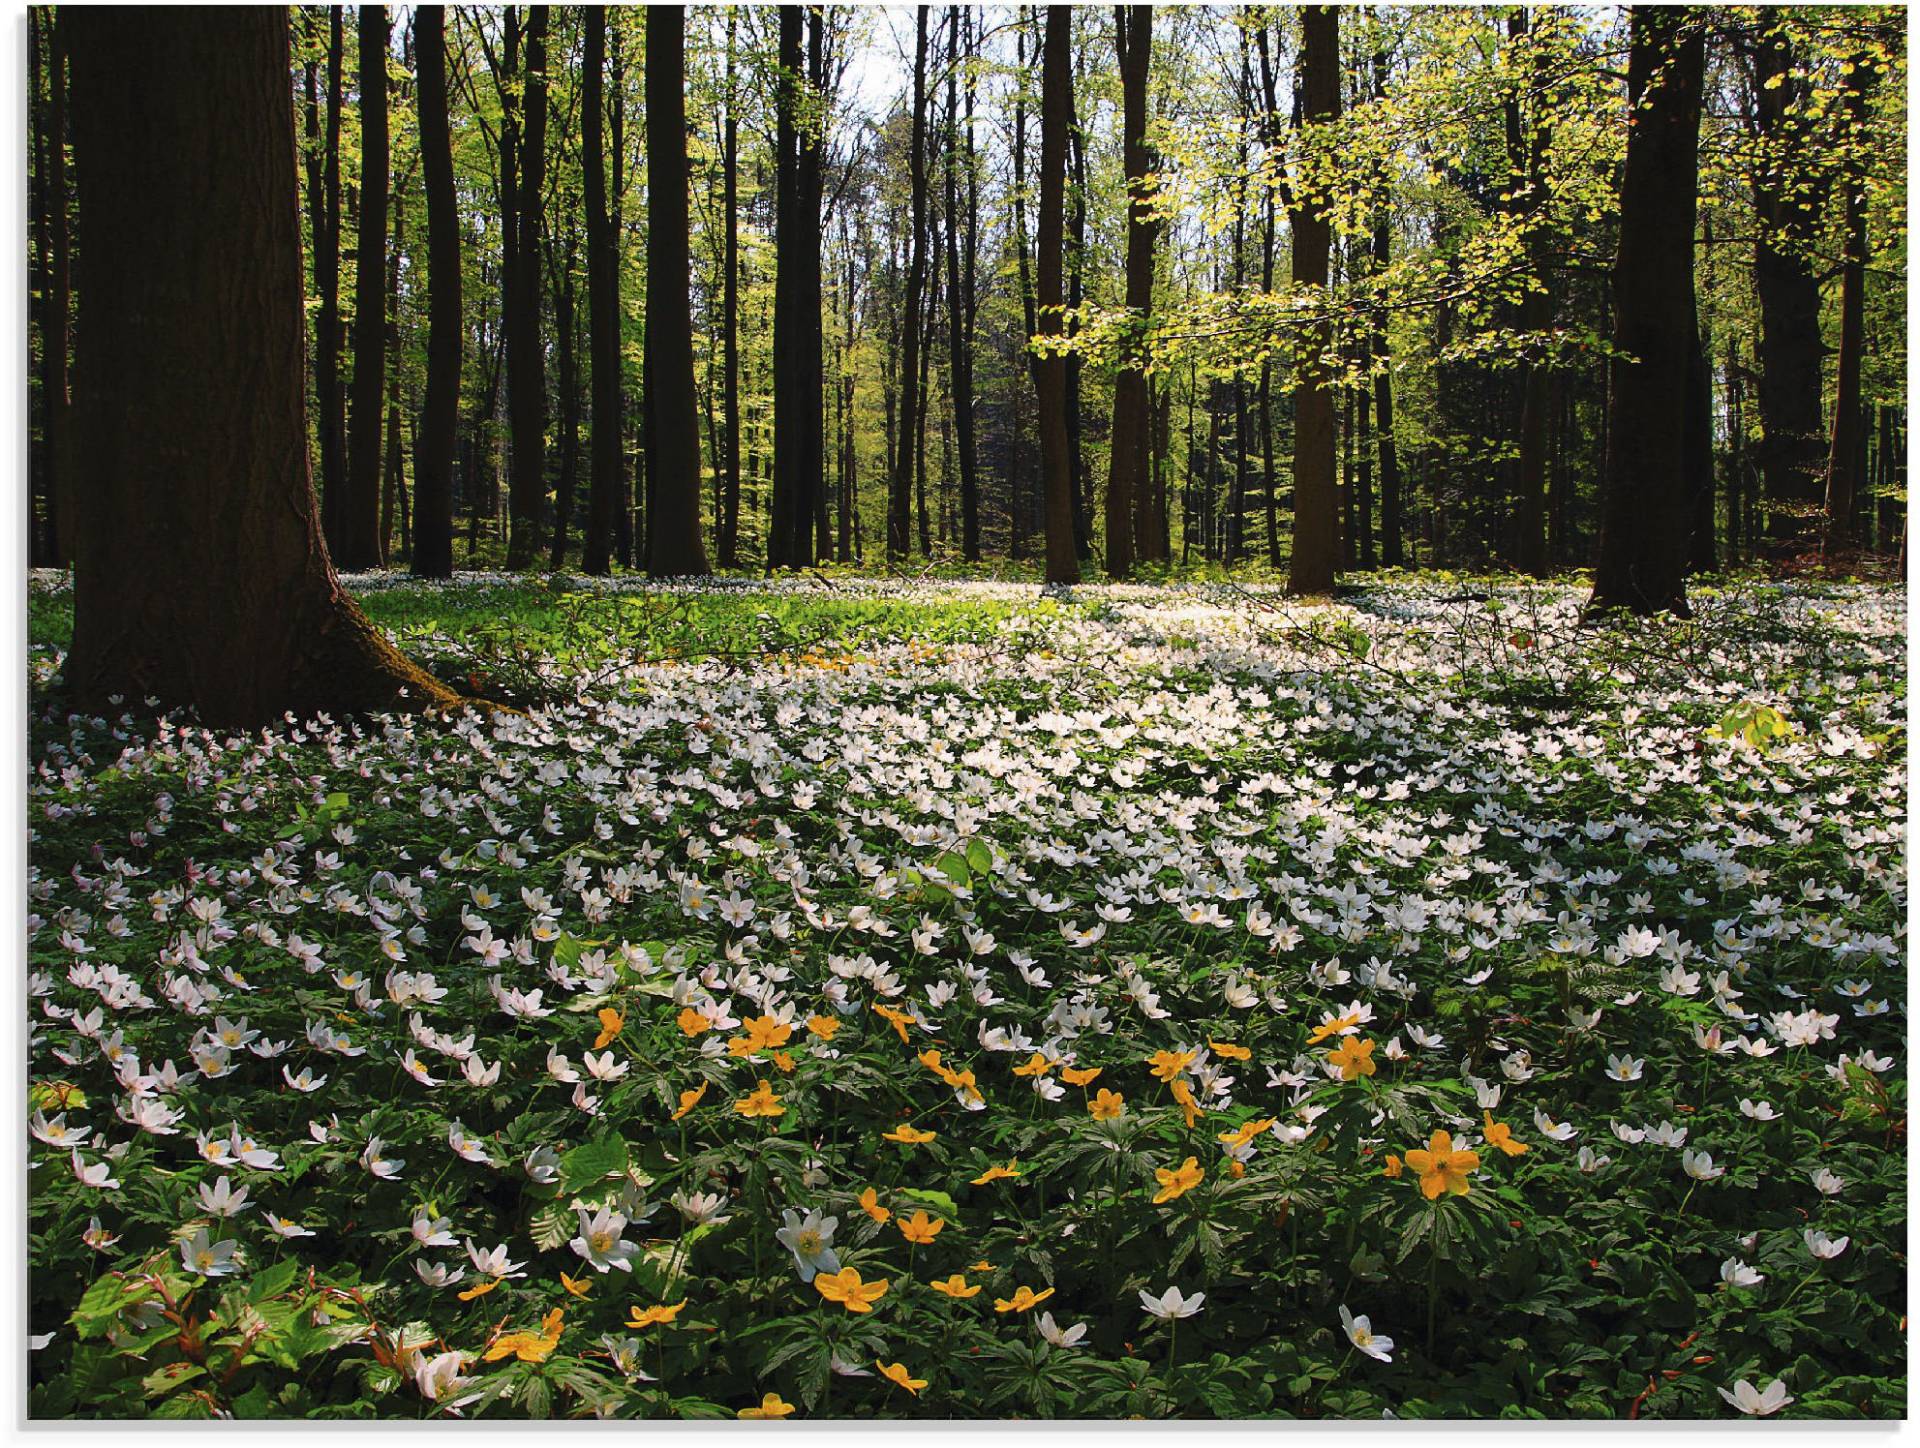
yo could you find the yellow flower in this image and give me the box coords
[1383,1153,1404,1178]
[672,1082,709,1120]
[594,1007,625,1050]
[929,1274,981,1299]
[1089,1088,1126,1120]
[1208,1039,1251,1061]
[1404,1130,1479,1200]
[727,1037,759,1059]
[738,1392,797,1419]
[771,1051,796,1074]
[1307,1011,1361,1046]
[1217,1117,1277,1150]
[1328,1036,1377,1081]
[968,1260,994,1273]
[1059,1065,1101,1087]
[456,1277,501,1301]
[1229,1160,1246,1179]
[1147,1048,1197,1082]
[872,1003,913,1043]
[806,1014,840,1041]
[993,1284,1056,1314]
[1152,1156,1204,1204]
[677,1007,712,1038]
[916,1047,945,1075]
[742,1014,794,1051]
[483,1306,564,1363]
[877,1360,928,1395]
[897,1210,945,1244]
[1012,1052,1053,1078]
[859,1187,891,1224]
[626,1299,688,1330]
[946,1068,983,1105]
[814,1267,889,1314]
[971,1161,1020,1185]
[1170,1078,1202,1128]
[560,1271,594,1298]
[883,1123,937,1145]
[1482,1111,1529,1157]
[734,1080,785,1118]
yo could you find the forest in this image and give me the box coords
[22,3,1909,1425]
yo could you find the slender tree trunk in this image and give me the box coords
[378,175,406,565]
[1106,5,1154,578]
[64,6,459,726]
[889,8,930,561]
[719,12,741,567]
[1589,7,1705,617]
[1037,6,1080,584]
[644,7,709,577]
[505,5,548,568]
[947,8,982,562]
[582,6,620,575]
[340,4,388,570]
[1371,45,1403,568]
[1686,306,1717,572]
[1287,6,1340,596]
[550,225,580,570]
[1065,73,1091,563]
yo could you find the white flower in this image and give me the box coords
[412,1210,457,1248]
[416,1259,466,1289]
[1810,1168,1844,1197]
[1718,1379,1793,1416]
[262,1211,315,1239]
[464,1240,527,1278]
[1605,1053,1644,1082]
[70,1150,118,1191]
[1738,1098,1779,1121]
[1681,1149,1723,1181]
[1719,1258,1764,1289]
[361,1136,404,1179]
[1804,1229,1850,1260]
[1139,1285,1205,1320]
[569,1206,639,1273]
[1575,1146,1610,1173]
[1531,1109,1576,1142]
[1036,1311,1087,1349]
[672,1191,733,1227]
[179,1227,240,1277]
[1339,1304,1394,1362]
[524,1146,562,1185]
[773,1209,840,1283]
[197,1175,250,1217]
[413,1350,476,1405]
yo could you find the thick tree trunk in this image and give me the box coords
[644,7,709,577]
[1106,4,1154,579]
[582,6,620,575]
[412,5,458,579]
[1036,6,1079,585]
[771,7,829,570]
[1823,51,1874,550]
[1589,7,1705,617]
[340,4,388,571]
[1747,27,1827,551]
[505,5,548,568]
[317,7,346,556]
[1287,6,1340,596]
[64,5,460,727]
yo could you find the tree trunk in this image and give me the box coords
[1036,6,1079,585]
[505,5,548,568]
[889,8,930,562]
[644,7,709,577]
[947,8,982,563]
[1746,25,1827,552]
[340,4,388,571]
[1287,6,1340,596]
[64,5,460,726]
[582,6,620,575]
[550,225,580,570]
[1589,7,1705,618]
[719,11,741,568]
[1106,5,1154,579]
[412,5,458,579]
[1823,48,1874,551]
[317,7,347,557]
[1372,41,1403,568]
[378,173,406,565]
[1686,307,1716,571]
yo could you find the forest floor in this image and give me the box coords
[25,570,1907,1419]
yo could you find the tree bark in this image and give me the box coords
[1037,5,1080,584]
[412,5,458,579]
[1823,49,1874,550]
[1287,6,1340,596]
[64,5,460,727]
[947,8,982,563]
[340,4,389,571]
[317,7,347,556]
[505,5,549,568]
[889,8,931,562]
[644,7,709,577]
[582,5,621,575]
[718,11,742,568]
[1106,5,1154,578]
[1589,7,1705,617]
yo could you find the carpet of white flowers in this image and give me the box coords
[26,573,1907,1419]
